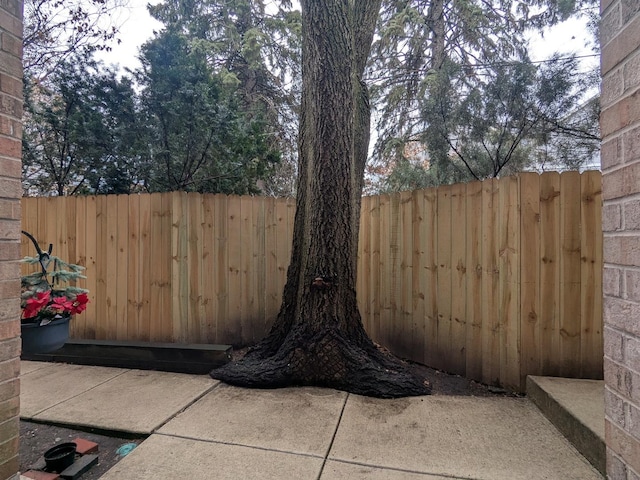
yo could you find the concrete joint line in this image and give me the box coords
[316,392,349,480]
[151,381,223,433]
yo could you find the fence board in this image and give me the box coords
[560,171,582,376]
[127,194,140,341]
[465,181,483,380]
[580,171,603,378]
[368,195,381,341]
[422,188,438,368]
[482,179,500,385]
[450,182,467,375]
[138,194,151,341]
[539,172,561,375]
[520,173,541,384]
[411,190,426,361]
[436,185,452,372]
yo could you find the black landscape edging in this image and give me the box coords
[21,339,232,375]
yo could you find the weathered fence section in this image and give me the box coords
[356,171,603,389]
[21,193,297,346]
[21,171,603,390]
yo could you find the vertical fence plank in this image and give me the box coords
[254,197,267,340]
[450,182,467,375]
[84,196,97,338]
[187,193,204,343]
[116,195,129,341]
[71,196,85,339]
[499,176,521,389]
[378,194,391,347]
[465,181,483,380]
[482,179,500,385]
[274,198,289,317]
[388,193,401,352]
[369,195,381,341]
[539,172,561,376]
[94,195,107,339]
[172,192,189,342]
[138,194,151,342]
[398,191,413,358]
[148,193,163,341]
[560,171,582,377]
[358,196,371,332]
[264,197,278,333]
[226,195,243,343]
[411,189,426,361]
[127,194,140,341]
[215,194,230,342]
[520,173,541,383]
[105,195,118,340]
[239,196,254,344]
[581,171,603,378]
[201,194,216,342]
[423,188,438,368]
[436,185,452,372]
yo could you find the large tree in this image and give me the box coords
[211,0,430,398]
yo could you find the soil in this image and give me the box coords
[19,421,144,479]
[20,350,519,478]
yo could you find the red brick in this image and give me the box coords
[604,235,640,266]
[625,52,640,91]
[601,89,640,138]
[0,241,19,260]
[603,163,640,200]
[606,420,640,474]
[602,136,623,170]
[22,470,61,480]
[602,68,624,107]
[601,3,622,49]
[0,32,21,58]
[0,11,22,39]
[0,297,19,324]
[0,73,20,100]
[0,358,19,383]
[607,448,628,479]
[604,326,625,362]
[0,219,20,241]
[0,116,21,138]
[0,319,19,342]
[0,90,22,118]
[0,455,19,480]
[0,378,19,403]
[71,438,99,455]
[604,297,640,338]
[603,203,622,231]
[0,136,20,158]
[0,338,20,363]
[602,14,640,75]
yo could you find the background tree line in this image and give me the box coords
[22,0,600,197]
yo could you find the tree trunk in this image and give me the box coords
[211,0,431,398]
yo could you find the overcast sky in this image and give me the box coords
[96,0,599,73]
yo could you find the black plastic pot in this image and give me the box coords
[21,315,71,354]
[44,442,77,472]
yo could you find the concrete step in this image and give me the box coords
[527,376,605,476]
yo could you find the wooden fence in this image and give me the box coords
[21,171,603,390]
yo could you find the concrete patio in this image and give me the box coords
[20,361,603,479]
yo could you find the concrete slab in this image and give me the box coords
[32,369,217,434]
[20,363,128,419]
[527,376,605,475]
[321,461,459,479]
[158,384,347,456]
[20,360,52,375]
[100,434,324,479]
[329,395,603,480]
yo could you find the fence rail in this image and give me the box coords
[21,171,603,390]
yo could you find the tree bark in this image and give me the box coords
[211,0,431,398]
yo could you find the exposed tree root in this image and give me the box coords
[210,327,431,398]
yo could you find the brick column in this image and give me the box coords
[600,1,640,478]
[0,0,23,479]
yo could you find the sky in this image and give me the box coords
[96,0,599,74]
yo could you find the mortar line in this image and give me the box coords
[316,392,349,480]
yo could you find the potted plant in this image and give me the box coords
[20,230,89,354]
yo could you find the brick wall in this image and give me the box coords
[601,0,640,478]
[0,0,22,479]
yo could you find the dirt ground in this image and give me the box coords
[19,421,144,479]
[20,351,518,478]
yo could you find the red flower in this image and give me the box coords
[23,291,51,318]
[70,293,89,314]
[50,295,73,312]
